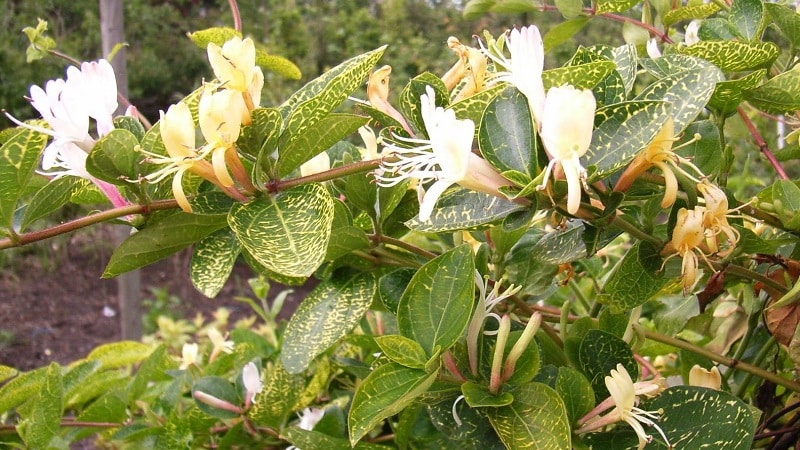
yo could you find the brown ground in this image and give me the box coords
[0,225,304,371]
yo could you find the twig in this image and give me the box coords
[738,107,789,180]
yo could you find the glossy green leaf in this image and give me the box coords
[86,341,153,369]
[284,428,392,450]
[635,65,723,133]
[348,362,438,445]
[190,228,241,298]
[730,0,764,41]
[406,190,524,232]
[543,61,617,91]
[378,268,415,314]
[129,345,174,401]
[451,84,506,126]
[504,229,560,297]
[400,72,448,135]
[281,273,376,373]
[238,107,283,158]
[585,101,671,181]
[675,40,778,72]
[277,113,367,177]
[325,225,370,261]
[103,212,228,277]
[0,367,45,414]
[698,18,740,41]
[398,245,475,356]
[0,126,47,229]
[708,69,766,116]
[113,115,145,141]
[578,330,637,401]
[249,362,304,428]
[479,87,537,176]
[555,367,595,425]
[602,242,668,313]
[19,176,83,231]
[19,363,62,450]
[676,120,722,175]
[529,221,587,265]
[228,184,334,278]
[86,128,141,185]
[543,17,591,52]
[743,66,800,114]
[375,335,428,369]
[765,3,800,47]
[663,3,721,26]
[192,377,239,419]
[643,386,756,449]
[486,383,571,450]
[462,381,514,407]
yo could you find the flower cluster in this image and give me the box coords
[6,59,128,208]
[141,36,262,212]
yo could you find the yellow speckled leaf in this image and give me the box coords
[675,40,778,72]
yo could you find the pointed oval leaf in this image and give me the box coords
[479,86,537,176]
[635,66,723,133]
[281,273,376,373]
[229,184,334,278]
[19,363,62,450]
[277,113,368,177]
[397,245,476,356]
[578,330,637,401]
[86,341,153,369]
[486,383,571,450]
[708,69,766,116]
[743,66,800,114]
[20,176,83,231]
[730,0,764,41]
[400,72,449,135]
[190,228,241,298]
[462,381,514,407]
[675,40,778,72]
[663,3,720,26]
[0,126,47,228]
[375,335,428,369]
[765,3,800,47]
[348,362,438,446]
[450,84,506,126]
[543,60,617,91]
[86,128,141,184]
[555,367,595,425]
[406,190,524,232]
[585,101,671,181]
[601,241,668,313]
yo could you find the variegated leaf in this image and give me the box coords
[635,65,723,133]
[565,46,627,105]
[708,69,766,116]
[19,363,62,449]
[612,44,638,94]
[765,3,800,47]
[190,228,241,298]
[486,383,571,450]
[281,273,376,374]
[730,0,764,41]
[639,54,715,78]
[578,330,637,401]
[406,190,524,232]
[585,101,671,181]
[228,184,334,278]
[601,241,668,313]
[743,66,800,114]
[663,3,721,26]
[248,362,305,428]
[675,40,779,72]
[277,113,367,177]
[596,0,639,13]
[479,86,538,176]
[542,60,617,91]
[400,72,448,136]
[450,84,505,128]
[0,125,47,229]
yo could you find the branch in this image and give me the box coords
[738,107,789,180]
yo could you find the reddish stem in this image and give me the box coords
[738,107,789,180]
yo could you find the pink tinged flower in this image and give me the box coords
[376,86,510,222]
[297,407,324,431]
[482,25,546,129]
[242,362,263,407]
[68,59,118,136]
[604,364,671,450]
[538,85,596,215]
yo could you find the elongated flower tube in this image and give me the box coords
[466,272,522,376]
[538,85,596,215]
[375,86,511,221]
[207,36,264,113]
[577,364,670,450]
[367,65,413,135]
[697,181,739,254]
[482,25,546,129]
[242,362,263,408]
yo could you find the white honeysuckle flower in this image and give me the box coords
[68,59,118,135]
[207,36,264,109]
[358,126,380,160]
[298,407,324,430]
[198,86,248,187]
[605,364,671,449]
[466,271,522,375]
[180,342,200,370]
[685,20,701,46]
[207,327,234,355]
[375,85,510,222]
[689,365,722,390]
[300,151,331,177]
[242,362,263,405]
[482,25,546,129]
[646,38,662,59]
[538,85,596,215]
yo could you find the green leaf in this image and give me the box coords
[284,428,392,450]
[325,225,371,261]
[190,228,241,298]
[601,242,668,313]
[19,363,62,450]
[663,4,721,26]
[281,273,376,373]
[228,184,334,278]
[707,69,766,116]
[375,335,429,369]
[22,19,56,62]
[585,101,671,181]
[129,345,175,401]
[400,73,449,135]
[675,40,778,72]
[86,341,153,369]
[486,383,571,450]
[743,66,800,114]
[504,229,560,297]
[565,47,627,106]
[450,84,506,126]
[698,18,740,41]
[543,61,617,92]
[730,0,764,41]
[479,87,537,176]
[86,128,142,185]
[277,113,367,177]
[348,362,438,446]
[765,3,800,47]
[76,390,128,426]
[555,367,595,425]
[597,0,639,13]
[644,386,756,449]
[0,126,47,229]
[192,377,240,419]
[502,330,541,385]
[103,212,228,277]
[555,0,583,18]
[397,245,476,356]
[0,366,17,384]
[238,107,283,158]
[578,330,637,401]
[248,362,305,428]
[0,367,45,414]
[461,381,514,407]
[19,176,83,231]
[378,268,415,314]
[406,190,524,232]
[113,116,146,142]
[529,221,587,265]
[635,65,723,133]
[543,18,591,52]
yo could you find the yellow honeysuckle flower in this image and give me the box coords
[207,36,264,111]
[689,365,722,390]
[198,87,250,189]
[366,65,413,135]
[662,206,714,293]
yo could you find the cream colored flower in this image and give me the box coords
[538,85,596,214]
[207,327,234,362]
[465,272,522,375]
[697,181,739,254]
[604,364,671,449]
[180,342,200,369]
[207,36,264,111]
[685,20,701,46]
[443,37,488,101]
[661,206,712,293]
[367,65,413,135]
[198,86,249,188]
[376,86,510,221]
[689,365,721,390]
[300,151,331,177]
[242,362,263,406]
